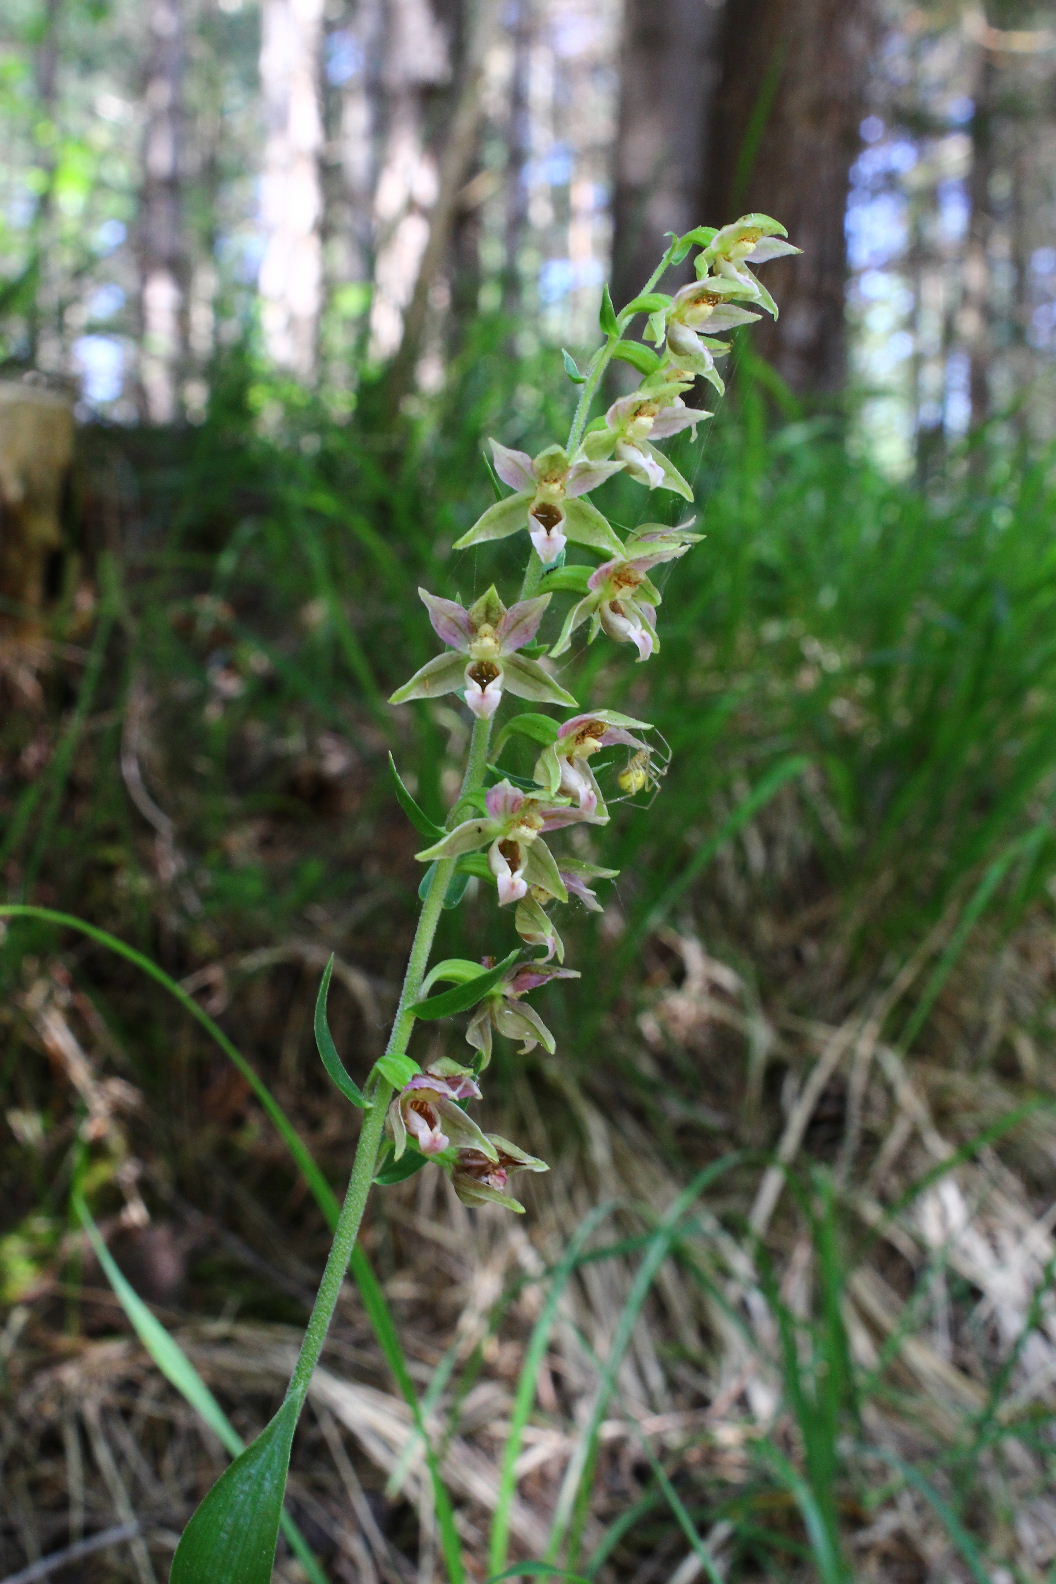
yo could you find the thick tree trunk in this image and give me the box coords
[136,0,191,421]
[696,0,881,397]
[610,0,721,314]
[259,0,326,381]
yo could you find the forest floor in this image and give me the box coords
[2,386,1056,1583]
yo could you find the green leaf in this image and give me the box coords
[442,869,472,909]
[420,957,491,994]
[388,755,443,840]
[377,1052,421,1090]
[314,956,366,1109]
[599,285,618,337]
[610,339,661,377]
[561,348,586,384]
[76,1196,328,1583]
[493,712,561,754]
[374,1145,432,1186]
[618,291,673,318]
[669,236,693,264]
[171,1396,302,1584]
[487,1568,590,1583]
[409,950,520,1020]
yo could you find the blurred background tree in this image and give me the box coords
[0,0,1051,451]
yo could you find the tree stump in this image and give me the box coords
[0,381,76,621]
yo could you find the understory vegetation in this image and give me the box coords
[3,346,1056,1583]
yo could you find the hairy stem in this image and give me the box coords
[286,713,495,1408]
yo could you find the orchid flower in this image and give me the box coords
[464,960,579,1067]
[534,710,652,820]
[453,441,625,566]
[696,212,801,318]
[389,585,577,719]
[386,1062,497,1160]
[589,386,712,497]
[416,780,586,907]
[451,1134,549,1213]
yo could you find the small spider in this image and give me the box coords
[611,732,672,806]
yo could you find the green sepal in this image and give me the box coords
[619,291,674,319]
[668,235,693,265]
[642,441,694,501]
[523,839,567,902]
[561,347,586,383]
[610,339,662,377]
[682,224,719,248]
[314,956,366,1109]
[388,755,444,840]
[599,284,618,337]
[502,653,579,708]
[416,817,492,863]
[453,852,495,883]
[374,1144,431,1186]
[453,492,529,549]
[494,712,561,754]
[377,1052,421,1090]
[409,948,520,1020]
[562,497,625,558]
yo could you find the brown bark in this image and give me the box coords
[0,383,75,619]
[696,0,882,397]
[610,0,721,314]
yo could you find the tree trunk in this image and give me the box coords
[610,0,722,314]
[136,0,191,422]
[259,0,326,381]
[695,0,882,397]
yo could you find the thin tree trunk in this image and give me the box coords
[962,42,996,433]
[136,0,191,422]
[696,0,882,398]
[384,0,498,414]
[610,0,721,314]
[259,0,326,381]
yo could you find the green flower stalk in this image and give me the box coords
[171,213,798,1582]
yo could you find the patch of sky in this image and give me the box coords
[1030,301,1055,349]
[87,284,124,320]
[538,256,602,304]
[73,334,125,405]
[94,218,126,253]
[326,30,362,87]
[860,115,885,144]
[1031,246,1055,278]
[937,179,968,242]
[945,350,970,436]
[847,190,908,271]
[948,96,973,126]
[529,145,573,187]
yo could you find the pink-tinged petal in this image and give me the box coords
[616,439,666,489]
[419,588,474,651]
[496,593,550,652]
[600,601,655,661]
[666,321,706,361]
[530,522,567,564]
[407,1071,481,1102]
[536,803,593,833]
[649,400,712,439]
[702,302,761,332]
[558,757,597,812]
[490,438,536,492]
[564,457,625,497]
[562,870,603,910]
[509,963,579,994]
[486,781,527,822]
[465,673,503,718]
[587,559,621,593]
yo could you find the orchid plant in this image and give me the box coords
[172,213,798,1583]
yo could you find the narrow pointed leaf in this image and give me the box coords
[486,1568,590,1582]
[443,868,473,909]
[599,284,618,337]
[374,1145,432,1186]
[170,1395,302,1584]
[561,348,586,383]
[314,956,366,1108]
[420,957,491,994]
[388,755,444,840]
[409,949,520,1019]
